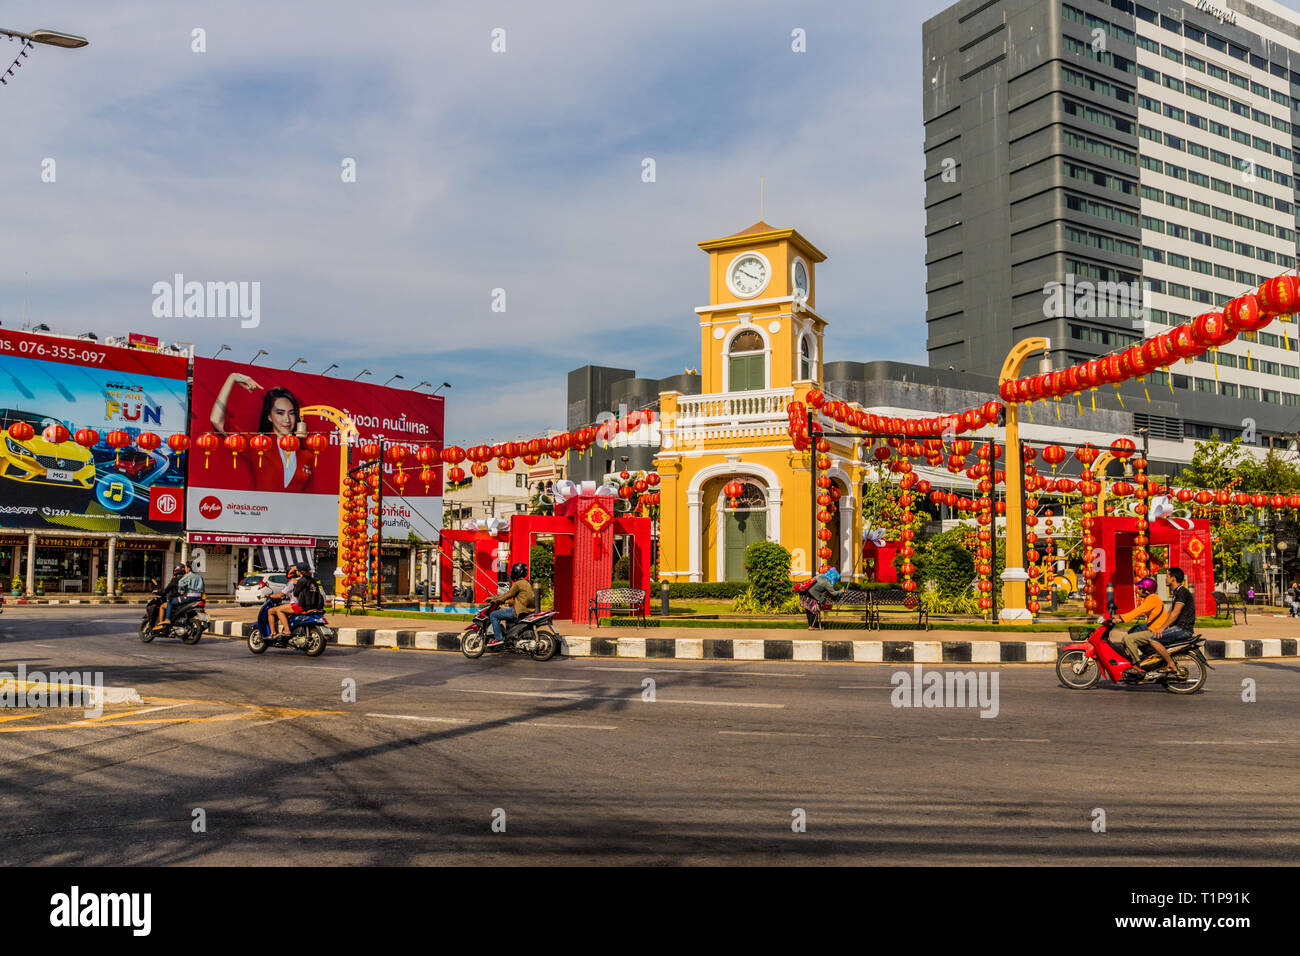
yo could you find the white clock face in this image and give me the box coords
[729,254,769,298]
[793,261,809,298]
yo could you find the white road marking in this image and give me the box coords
[935,737,1051,743]
[132,703,192,716]
[838,685,894,689]
[518,677,592,683]
[366,713,469,725]
[454,688,784,709]
[28,643,53,649]
[720,730,885,739]
[1154,739,1294,745]
[508,721,617,731]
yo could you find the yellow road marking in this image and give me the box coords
[0,712,39,723]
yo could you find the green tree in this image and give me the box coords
[912,525,975,598]
[529,543,553,597]
[739,540,793,611]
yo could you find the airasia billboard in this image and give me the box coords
[185,358,444,539]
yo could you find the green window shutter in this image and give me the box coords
[729,354,764,392]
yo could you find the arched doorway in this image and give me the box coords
[707,478,768,581]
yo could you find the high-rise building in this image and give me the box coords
[924,0,1300,446]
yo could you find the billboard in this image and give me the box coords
[186,358,445,540]
[0,328,189,533]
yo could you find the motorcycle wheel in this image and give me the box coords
[303,627,326,657]
[1056,649,1100,689]
[461,628,485,659]
[530,627,560,662]
[1162,653,1207,695]
[138,619,156,643]
[247,632,268,655]
[181,621,203,644]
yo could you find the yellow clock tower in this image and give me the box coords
[655,222,866,583]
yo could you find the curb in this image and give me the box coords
[3,679,142,705]
[203,621,1300,662]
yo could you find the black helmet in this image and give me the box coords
[172,564,185,576]
[510,562,528,581]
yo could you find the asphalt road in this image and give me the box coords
[1,606,1296,865]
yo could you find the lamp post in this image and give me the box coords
[320,363,339,376]
[353,369,371,381]
[213,344,230,359]
[431,382,451,396]
[249,349,268,365]
[383,374,404,387]
[0,28,89,48]
[289,357,307,371]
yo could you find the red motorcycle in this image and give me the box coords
[460,605,562,661]
[1056,600,1209,695]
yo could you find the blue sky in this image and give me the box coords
[4,0,970,443]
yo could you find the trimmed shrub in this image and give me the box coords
[742,541,794,612]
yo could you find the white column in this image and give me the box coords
[180,539,189,564]
[715,494,726,583]
[767,485,783,544]
[25,532,36,596]
[105,536,116,595]
[686,490,702,583]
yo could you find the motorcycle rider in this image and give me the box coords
[1116,576,1182,676]
[485,563,536,648]
[152,564,186,631]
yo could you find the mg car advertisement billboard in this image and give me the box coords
[0,328,188,533]
[186,357,445,540]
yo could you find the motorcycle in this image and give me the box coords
[460,605,562,661]
[139,586,208,644]
[247,597,331,657]
[1056,599,1210,695]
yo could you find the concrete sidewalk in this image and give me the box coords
[205,606,1300,662]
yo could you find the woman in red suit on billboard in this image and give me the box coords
[210,372,317,493]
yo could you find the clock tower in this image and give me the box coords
[695,221,828,394]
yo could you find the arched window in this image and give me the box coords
[728,329,766,392]
[799,334,814,381]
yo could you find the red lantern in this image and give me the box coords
[647,473,660,487]
[1110,438,1136,460]
[417,446,439,466]
[980,401,1000,424]
[441,446,466,464]
[420,466,436,493]
[250,433,273,465]
[305,433,327,465]
[279,434,300,453]
[195,432,219,468]
[448,466,466,483]
[6,420,34,442]
[223,433,247,465]
[1224,294,1269,333]
[42,423,71,445]
[471,462,489,479]
[497,457,515,471]
[386,445,410,465]
[167,433,190,454]
[724,480,744,500]
[73,427,100,449]
[1191,311,1235,350]
[1041,445,1067,468]
[1194,491,1213,506]
[1257,274,1300,316]
[394,470,410,490]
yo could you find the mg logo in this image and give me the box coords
[199,495,222,519]
[155,491,179,515]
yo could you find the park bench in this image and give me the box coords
[867,588,929,631]
[589,587,648,627]
[819,588,871,628]
[1212,590,1246,624]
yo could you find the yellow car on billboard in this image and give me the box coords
[1,411,95,489]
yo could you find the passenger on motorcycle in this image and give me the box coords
[485,563,536,648]
[153,564,186,631]
[1117,576,1182,675]
[1149,566,1196,653]
[270,565,308,638]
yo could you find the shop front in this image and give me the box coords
[2,534,180,595]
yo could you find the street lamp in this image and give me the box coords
[0,28,89,48]
[353,369,371,381]
[213,344,230,359]
[413,381,432,391]
[320,363,339,375]
[288,357,307,371]
[431,382,451,396]
[249,349,268,365]
[383,374,404,387]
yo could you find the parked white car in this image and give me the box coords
[235,573,289,606]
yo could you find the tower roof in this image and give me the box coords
[698,221,827,262]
